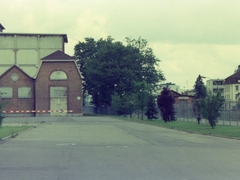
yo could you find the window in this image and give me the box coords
[50,70,67,80]
[219,88,224,93]
[236,86,239,91]
[18,87,32,98]
[213,80,223,85]
[213,88,219,93]
[50,87,67,97]
[0,87,13,98]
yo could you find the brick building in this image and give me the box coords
[171,90,194,103]
[0,27,82,116]
[35,50,82,116]
[0,50,83,117]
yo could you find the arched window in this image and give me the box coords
[50,70,67,80]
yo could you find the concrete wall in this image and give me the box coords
[0,34,66,77]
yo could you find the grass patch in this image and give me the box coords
[110,116,240,139]
[0,126,31,139]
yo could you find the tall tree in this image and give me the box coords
[125,37,165,91]
[157,87,176,122]
[193,75,207,124]
[199,91,225,129]
[74,36,165,107]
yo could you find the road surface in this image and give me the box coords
[1,116,240,180]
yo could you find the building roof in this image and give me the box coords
[35,50,82,79]
[171,90,194,98]
[223,71,240,85]
[0,65,34,81]
[0,32,68,43]
[41,50,74,61]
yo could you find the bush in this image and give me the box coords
[199,91,225,129]
[145,95,159,120]
[0,103,5,126]
[157,87,176,122]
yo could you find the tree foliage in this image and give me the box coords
[111,93,135,117]
[157,88,176,122]
[0,105,4,126]
[74,36,165,107]
[111,81,154,120]
[194,75,207,99]
[193,75,207,124]
[0,96,5,126]
[133,81,151,120]
[199,91,225,129]
[145,95,158,120]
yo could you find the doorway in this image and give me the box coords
[50,87,67,116]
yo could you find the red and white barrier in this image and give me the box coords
[2,110,73,117]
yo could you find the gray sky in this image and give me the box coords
[1,0,240,91]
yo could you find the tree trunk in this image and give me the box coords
[209,119,216,129]
[197,117,201,124]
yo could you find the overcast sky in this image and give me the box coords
[1,0,240,91]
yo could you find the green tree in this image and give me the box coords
[0,93,5,126]
[157,87,176,122]
[193,75,207,124]
[0,104,4,126]
[145,95,158,120]
[199,91,225,129]
[133,81,151,120]
[74,36,165,108]
[125,37,165,91]
[111,93,135,117]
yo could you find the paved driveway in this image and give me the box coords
[1,116,240,180]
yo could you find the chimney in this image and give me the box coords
[238,65,240,72]
[0,24,5,32]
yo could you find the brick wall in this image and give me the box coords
[0,66,35,111]
[35,61,83,114]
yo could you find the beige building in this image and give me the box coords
[0,29,67,78]
[223,65,240,110]
[206,79,224,96]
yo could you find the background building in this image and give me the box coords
[206,79,224,96]
[223,65,240,110]
[0,25,82,116]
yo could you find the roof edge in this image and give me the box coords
[0,33,68,43]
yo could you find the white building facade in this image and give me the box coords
[223,66,240,110]
[206,79,224,97]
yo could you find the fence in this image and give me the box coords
[175,101,240,126]
[82,101,240,126]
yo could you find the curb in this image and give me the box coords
[113,117,240,141]
[0,125,38,144]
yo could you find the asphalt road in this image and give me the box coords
[1,116,240,180]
